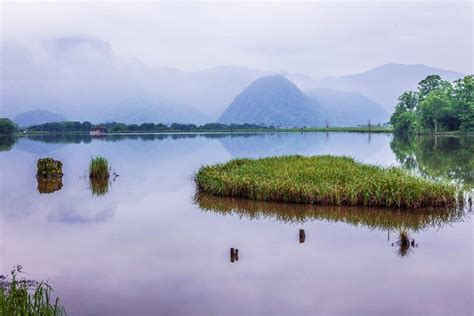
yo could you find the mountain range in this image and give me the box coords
[313,63,464,112]
[305,88,389,126]
[12,109,67,127]
[1,36,466,126]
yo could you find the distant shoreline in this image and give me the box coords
[9,126,474,137]
[12,126,393,136]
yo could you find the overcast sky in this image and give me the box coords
[1,1,472,78]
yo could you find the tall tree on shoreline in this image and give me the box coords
[390,75,473,134]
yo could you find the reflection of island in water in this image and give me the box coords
[218,132,387,158]
[391,135,473,186]
[37,177,63,194]
[89,178,110,197]
[195,193,468,232]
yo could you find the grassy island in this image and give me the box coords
[195,155,458,209]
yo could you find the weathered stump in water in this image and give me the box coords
[36,158,63,178]
[230,248,239,262]
[299,229,306,243]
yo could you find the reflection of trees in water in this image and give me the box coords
[1,133,273,151]
[0,136,16,152]
[219,133,326,158]
[26,134,93,144]
[391,135,474,186]
[195,193,468,232]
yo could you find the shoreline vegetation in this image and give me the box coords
[4,120,394,135]
[2,121,472,137]
[195,155,459,209]
[390,75,473,134]
[0,266,65,315]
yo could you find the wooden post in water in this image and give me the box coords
[230,248,239,262]
[299,229,306,243]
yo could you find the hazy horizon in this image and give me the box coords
[0,1,472,124]
[2,1,472,78]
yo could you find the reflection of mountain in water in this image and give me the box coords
[7,133,389,160]
[195,193,468,232]
[219,133,326,157]
[15,137,68,155]
[218,132,389,159]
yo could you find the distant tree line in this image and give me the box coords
[390,75,473,134]
[26,121,276,133]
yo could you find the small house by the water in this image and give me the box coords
[90,126,107,136]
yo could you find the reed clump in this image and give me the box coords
[89,156,110,179]
[36,158,63,178]
[195,155,458,209]
[0,266,65,315]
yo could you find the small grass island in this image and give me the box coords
[195,155,458,209]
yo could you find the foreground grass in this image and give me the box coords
[0,266,65,315]
[195,155,458,208]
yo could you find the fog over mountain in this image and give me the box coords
[1,37,324,123]
[1,37,466,125]
[218,75,333,128]
[1,38,209,124]
[313,64,465,112]
[12,109,67,127]
[305,88,389,126]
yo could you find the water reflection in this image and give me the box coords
[390,135,474,186]
[1,132,472,315]
[392,230,418,258]
[37,177,63,194]
[195,193,468,232]
[89,178,110,197]
[0,136,16,152]
[196,193,470,258]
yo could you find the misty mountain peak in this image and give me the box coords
[43,36,113,59]
[218,75,331,128]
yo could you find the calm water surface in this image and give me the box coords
[0,133,472,315]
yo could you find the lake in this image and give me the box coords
[0,132,472,315]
